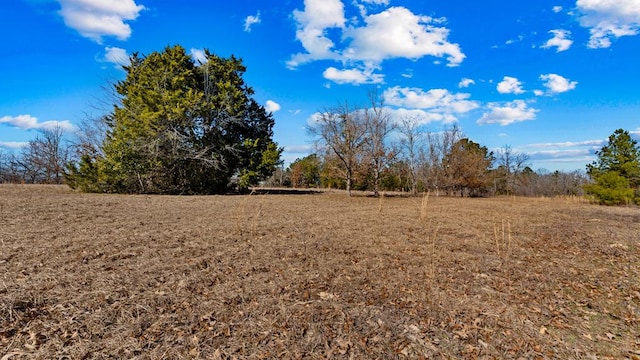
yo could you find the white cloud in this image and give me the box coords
[533,89,545,96]
[383,86,479,114]
[323,66,384,84]
[284,144,315,153]
[527,140,605,148]
[288,2,465,70]
[57,0,145,43]
[539,73,578,94]
[521,138,605,165]
[244,12,261,32]
[577,0,640,48]
[542,29,573,52]
[553,6,563,13]
[307,112,327,127]
[103,46,130,67]
[190,48,207,64]
[401,70,413,78]
[288,0,346,68]
[477,100,538,126]
[458,78,475,88]
[265,100,281,113]
[310,85,476,126]
[528,149,593,160]
[497,76,525,94]
[0,141,28,149]
[343,7,465,66]
[355,0,390,16]
[387,108,456,125]
[360,0,390,5]
[311,107,454,128]
[0,115,77,131]
[505,35,524,45]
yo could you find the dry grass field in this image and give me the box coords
[1,185,639,359]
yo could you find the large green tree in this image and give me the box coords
[585,128,640,204]
[67,45,281,194]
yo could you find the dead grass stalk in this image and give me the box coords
[420,191,430,222]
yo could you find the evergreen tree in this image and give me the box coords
[66,45,281,194]
[587,129,640,186]
[584,171,635,205]
[585,128,640,204]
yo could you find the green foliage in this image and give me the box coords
[66,45,281,194]
[237,140,283,190]
[379,160,411,192]
[587,128,640,187]
[586,129,640,205]
[64,154,101,192]
[290,154,321,188]
[584,171,635,205]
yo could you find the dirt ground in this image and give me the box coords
[1,185,639,359]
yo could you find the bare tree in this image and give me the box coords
[20,126,70,184]
[0,148,7,183]
[423,125,463,195]
[398,116,425,195]
[363,92,395,197]
[530,169,589,196]
[71,114,109,159]
[495,145,530,194]
[1,153,24,183]
[309,102,368,196]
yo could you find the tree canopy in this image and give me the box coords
[444,138,494,197]
[66,45,281,194]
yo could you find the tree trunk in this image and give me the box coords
[373,166,380,197]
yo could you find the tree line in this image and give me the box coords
[266,95,639,203]
[1,44,638,203]
[269,130,590,198]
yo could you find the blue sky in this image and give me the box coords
[1,0,640,171]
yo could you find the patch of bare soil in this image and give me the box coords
[1,185,639,359]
